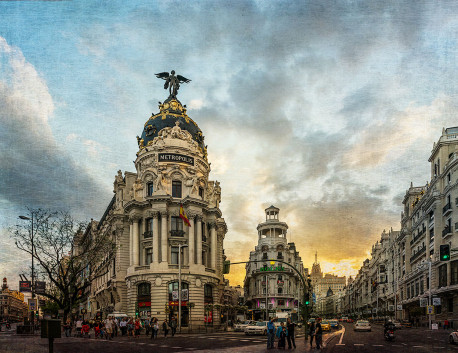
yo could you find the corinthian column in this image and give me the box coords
[188,214,196,265]
[129,222,133,266]
[210,222,217,270]
[196,216,202,265]
[152,212,159,264]
[132,217,140,266]
[161,211,168,263]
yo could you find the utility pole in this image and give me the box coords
[19,214,34,330]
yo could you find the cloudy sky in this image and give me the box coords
[0,0,457,289]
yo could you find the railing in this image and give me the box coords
[442,226,452,237]
[277,255,284,259]
[262,255,268,260]
[443,203,452,215]
[430,229,435,240]
[143,231,153,238]
[170,230,185,237]
[410,246,426,262]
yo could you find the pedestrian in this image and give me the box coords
[63,319,71,337]
[75,318,83,337]
[170,316,177,337]
[267,317,275,349]
[104,318,113,340]
[286,318,296,349]
[145,317,150,336]
[163,319,169,338]
[309,319,316,348]
[134,318,141,338]
[113,317,119,337]
[120,318,127,336]
[127,319,134,337]
[279,325,288,349]
[315,318,323,350]
[150,317,159,339]
[445,319,449,330]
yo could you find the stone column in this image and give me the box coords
[447,260,452,287]
[188,215,195,265]
[152,212,159,264]
[161,211,168,263]
[129,222,133,266]
[133,217,140,266]
[196,216,202,265]
[210,222,217,270]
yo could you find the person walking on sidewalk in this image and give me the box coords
[163,319,169,338]
[276,322,287,349]
[267,317,276,349]
[309,319,316,348]
[315,318,323,350]
[286,318,296,349]
[170,316,177,337]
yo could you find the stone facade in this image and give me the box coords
[0,278,28,322]
[86,94,227,328]
[341,127,458,325]
[244,206,305,320]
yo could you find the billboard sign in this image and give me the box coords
[35,281,46,294]
[19,281,31,292]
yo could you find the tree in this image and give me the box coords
[11,209,115,322]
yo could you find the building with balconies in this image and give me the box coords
[243,206,305,321]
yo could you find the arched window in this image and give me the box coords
[138,282,151,297]
[204,284,213,303]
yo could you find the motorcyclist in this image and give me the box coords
[384,320,395,337]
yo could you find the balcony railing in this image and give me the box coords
[410,246,426,262]
[262,254,268,260]
[442,226,452,237]
[277,255,284,259]
[143,231,153,238]
[170,230,185,237]
[443,203,452,215]
[430,229,435,240]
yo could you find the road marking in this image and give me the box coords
[354,343,364,346]
[336,343,345,346]
[171,347,183,349]
[402,343,407,345]
[338,325,346,345]
[373,345,384,347]
[412,346,424,348]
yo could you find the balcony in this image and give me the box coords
[277,255,284,260]
[443,203,452,216]
[170,230,185,237]
[262,254,268,260]
[442,226,452,237]
[410,246,426,262]
[430,229,435,240]
[143,231,153,238]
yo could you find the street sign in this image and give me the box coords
[28,299,37,311]
[182,289,189,301]
[433,298,441,306]
[35,281,46,294]
[172,291,179,300]
[420,298,428,307]
[260,303,266,309]
[432,323,438,330]
[427,305,434,314]
[397,304,403,311]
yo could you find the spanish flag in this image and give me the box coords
[179,204,191,227]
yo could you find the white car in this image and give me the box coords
[450,331,458,344]
[393,321,402,329]
[354,320,371,332]
[245,321,268,335]
[234,321,253,332]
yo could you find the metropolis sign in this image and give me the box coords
[158,153,194,166]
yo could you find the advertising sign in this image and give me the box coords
[28,299,37,311]
[35,281,46,294]
[19,281,31,292]
[420,298,428,307]
[182,289,189,301]
[172,291,179,300]
[397,305,403,311]
[433,298,441,306]
[158,153,194,166]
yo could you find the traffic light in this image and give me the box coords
[440,244,450,261]
[223,260,231,274]
[304,292,310,305]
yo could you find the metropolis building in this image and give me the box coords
[244,206,306,321]
[85,75,228,327]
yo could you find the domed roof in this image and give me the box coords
[139,96,205,153]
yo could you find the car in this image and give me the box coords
[400,320,412,328]
[234,321,253,332]
[245,321,268,335]
[329,319,339,329]
[354,320,372,332]
[393,321,402,329]
[347,318,354,323]
[321,321,331,331]
[294,321,303,328]
[341,316,348,322]
[450,330,458,344]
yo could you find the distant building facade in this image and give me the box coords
[244,206,306,320]
[0,278,28,322]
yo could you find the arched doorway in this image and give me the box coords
[137,282,151,319]
[168,281,189,327]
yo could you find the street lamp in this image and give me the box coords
[178,243,188,333]
[18,214,34,330]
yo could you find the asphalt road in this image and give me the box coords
[324,322,458,353]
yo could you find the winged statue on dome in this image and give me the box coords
[155,70,191,98]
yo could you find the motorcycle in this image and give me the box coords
[384,329,395,341]
[5,323,11,330]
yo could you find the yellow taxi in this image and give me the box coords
[321,320,331,331]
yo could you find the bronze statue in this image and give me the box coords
[155,70,191,97]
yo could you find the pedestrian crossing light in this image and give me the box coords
[223,260,231,274]
[440,244,450,261]
[305,293,310,305]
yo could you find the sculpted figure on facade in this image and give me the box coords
[133,178,143,200]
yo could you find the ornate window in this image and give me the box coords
[146,248,153,265]
[172,180,182,198]
[171,216,184,236]
[171,246,184,264]
[138,282,151,297]
[261,245,269,252]
[199,187,204,199]
[147,182,154,196]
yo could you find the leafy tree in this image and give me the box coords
[11,209,115,321]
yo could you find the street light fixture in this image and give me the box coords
[18,214,34,330]
[178,243,188,333]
